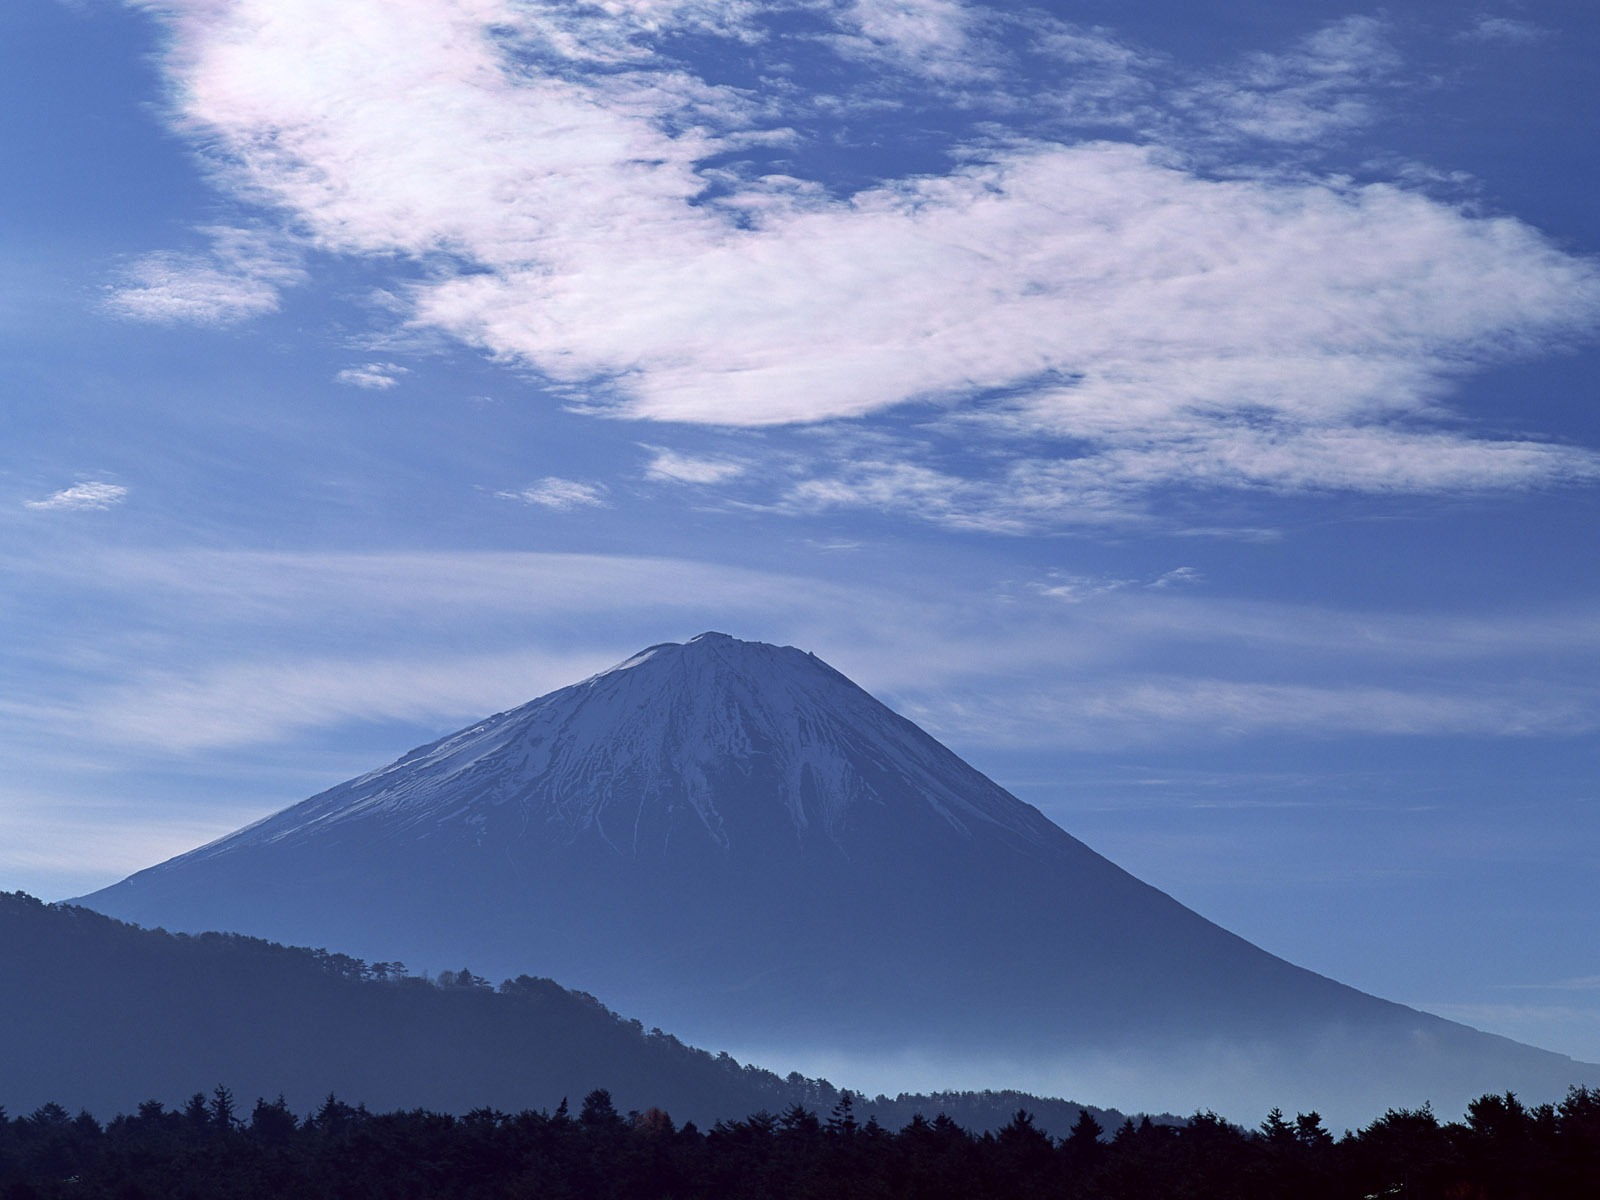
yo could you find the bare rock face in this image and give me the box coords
[78,632,1596,1123]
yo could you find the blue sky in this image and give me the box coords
[4,0,1599,1070]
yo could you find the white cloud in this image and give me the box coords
[24,481,128,511]
[1149,567,1202,589]
[1459,16,1549,45]
[336,361,408,389]
[1177,15,1400,144]
[1031,573,1131,603]
[1031,566,1201,603]
[417,143,1600,444]
[642,446,748,484]
[124,1,1600,527]
[494,477,609,509]
[104,226,303,325]
[833,0,993,82]
[104,254,281,324]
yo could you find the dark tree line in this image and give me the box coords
[1,1084,1597,1199]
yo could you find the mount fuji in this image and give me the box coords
[79,633,1594,1122]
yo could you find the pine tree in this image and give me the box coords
[209,1085,237,1133]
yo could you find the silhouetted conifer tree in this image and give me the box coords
[249,1094,296,1146]
[209,1085,238,1132]
[827,1089,858,1138]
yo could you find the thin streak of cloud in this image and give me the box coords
[1459,16,1549,45]
[79,650,620,752]
[23,547,1600,675]
[900,678,1600,750]
[24,481,128,511]
[1150,567,1202,589]
[642,446,749,484]
[494,478,609,509]
[1027,566,1201,602]
[783,427,1600,534]
[1504,977,1600,993]
[1031,574,1131,603]
[336,361,408,389]
[8,546,1600,756]
[30,549,891,630]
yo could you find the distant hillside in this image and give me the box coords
[0,892,1124,1136]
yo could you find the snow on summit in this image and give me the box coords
[178,632,1059,861]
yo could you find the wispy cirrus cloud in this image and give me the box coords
[336,361,408,389]
[24,481,128,511]
[1459,16,1549,45]
[1150,567,1202,589]
[74,649,621,752]
[783,424,1600,532]
[12,546,1600,756]
[104,226,303,325]
[643,446,749,485]
[898,677,1600,751]
[122,1,1600,529]
[1176,15,1400,144]
[1031,573,1133,604]
[0,794,242,893]
[493,477,608,509]
[104,253,280,323]
[1505,976,1600,993]
[1030,566,1202,603]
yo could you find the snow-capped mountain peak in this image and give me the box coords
[80,633,1597,1127]
[182,633,1058,864]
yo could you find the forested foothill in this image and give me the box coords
[1,1084,1598,1199]
[0,892,1124,1134]
[6,890,1598,1195]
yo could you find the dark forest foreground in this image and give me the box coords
[3,1083,1598,1199]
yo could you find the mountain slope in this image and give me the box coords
[76,633,1596,1123]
